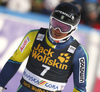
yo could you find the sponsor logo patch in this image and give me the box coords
[55,10,74,20]
[19,36,30,53]
[36,33,45,41]
[79,57,85,83]
[58,53,71,63]
[32,44,71,70]
[61,15,64,20]
[67,45,76,54]
[23,69,66,91]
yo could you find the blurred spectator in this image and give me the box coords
[60,0,84,11]
[31,0,44,13]
[7,0,32,13]
[41,0,60,15]
[81,1,100,30]
[32,0,60,15]
[0,0,8,6]
[0,0,32,13]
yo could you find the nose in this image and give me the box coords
[54,28,61,33]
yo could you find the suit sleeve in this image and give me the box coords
[73,45,89,92]
[0,30,38,87]
[9,30,38,63]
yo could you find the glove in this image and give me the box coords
[0,87,4,92]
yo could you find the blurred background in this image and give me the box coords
[0,0,100,92]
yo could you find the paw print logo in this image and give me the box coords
[58,53,71,63]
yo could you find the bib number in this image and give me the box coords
[40,64,50,76]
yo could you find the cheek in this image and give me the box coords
[61,33,67,37]
[51,30,54,35]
